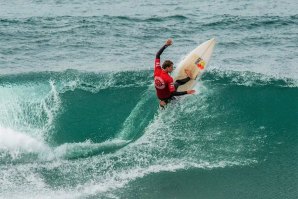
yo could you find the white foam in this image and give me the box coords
[0,80,61,143]
[35,158,250,199]
[53,139,130,159]
[0,127,50,159]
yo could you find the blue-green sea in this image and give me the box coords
[0,0,298,198]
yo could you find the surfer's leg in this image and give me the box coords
[174,77,191,89]
[174,69,195,89]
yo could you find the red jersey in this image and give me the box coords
[154,58,175,99]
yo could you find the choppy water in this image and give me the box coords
[0,0,298,198]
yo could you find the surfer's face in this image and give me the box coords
[168,64,174,73]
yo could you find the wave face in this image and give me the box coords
[0,69,297,198]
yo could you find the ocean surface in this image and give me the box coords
[0,0,298,198]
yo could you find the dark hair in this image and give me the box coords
[162,60,173,69]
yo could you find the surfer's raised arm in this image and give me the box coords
[156,38,172,59]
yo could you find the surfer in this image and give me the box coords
[154,38,195,108]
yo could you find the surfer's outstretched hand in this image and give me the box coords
[187,90,195,94]
[165,38,173,46]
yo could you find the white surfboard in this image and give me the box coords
[174,38,216,92]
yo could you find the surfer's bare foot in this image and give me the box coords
[159,100,166,107]
[185,69,194,79]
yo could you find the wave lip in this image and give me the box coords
[203,69,298,87]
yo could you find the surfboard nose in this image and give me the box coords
[210,38,216,43]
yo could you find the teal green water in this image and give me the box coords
[0,0,298,198]
[1,70,297,198]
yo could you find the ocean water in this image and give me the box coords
[0,0,298,198]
